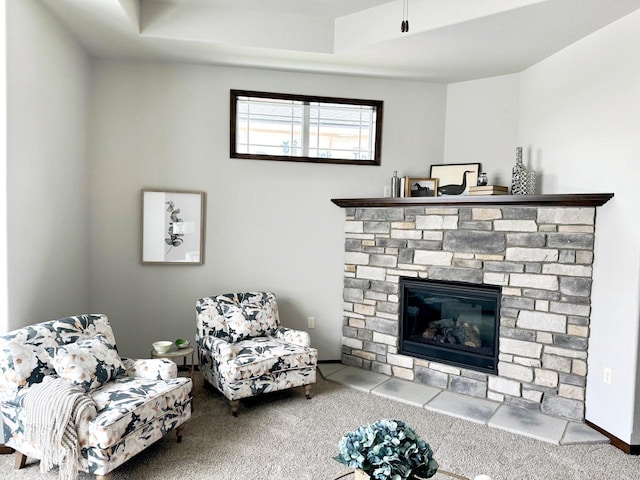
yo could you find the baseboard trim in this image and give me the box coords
[318,359,342,364]
[585,420,640,455]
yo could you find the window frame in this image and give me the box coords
[230,89,383,166]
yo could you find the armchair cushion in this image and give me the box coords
[222,336,316,383]
[196,291,281,342]
[88,376,191,450]
[222,301,279,342]
[45,335,125,392]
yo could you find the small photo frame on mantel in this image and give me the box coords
[429,163,481,196]
[405,177,438,197]
[141,189,205,265]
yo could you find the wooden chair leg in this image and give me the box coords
[230,399,240,417]
[96,474,112,480]
[304,384,312,399]
[0,444,13,455]
[176,424,185,443]
[14,451,27,470]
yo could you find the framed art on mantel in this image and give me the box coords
[429,163,481,196]
[141,189,205,265]
[405,177,438,197]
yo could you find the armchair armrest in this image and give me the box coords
[275,327,311,347]
[199,336,237,362]
[122,358,177,380]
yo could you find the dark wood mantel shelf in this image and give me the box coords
[331,193,614,208]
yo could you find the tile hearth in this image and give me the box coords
[319,364,608,446]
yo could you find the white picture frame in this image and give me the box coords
[429,163,481,195]
[141,189,205,265]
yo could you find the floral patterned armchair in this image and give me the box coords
[196,291,317,415]
[0,314,192,480]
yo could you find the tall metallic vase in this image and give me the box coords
[510,147,537,195]
[391,171,401,198]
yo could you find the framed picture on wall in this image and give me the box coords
[429,163,481,195]
[405,177,438,197]
[141,189,205,265]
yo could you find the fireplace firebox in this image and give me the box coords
[399,278,500,374]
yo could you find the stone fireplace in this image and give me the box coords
[334,195,613,422]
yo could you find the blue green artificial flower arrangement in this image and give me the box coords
[334,419,439,480]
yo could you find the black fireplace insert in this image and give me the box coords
[399,278,500,374]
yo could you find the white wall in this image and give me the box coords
[6,0,91,330]
[0,1,7,333]
[518,11,640,444]
[87,60,447,360]
[443,74,520,185]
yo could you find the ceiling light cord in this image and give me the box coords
[401,0,409,33]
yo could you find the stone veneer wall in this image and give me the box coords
[341,205,597,421]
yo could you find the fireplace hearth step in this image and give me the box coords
[562,422,613,445]
[321,365,388,392]
[371,377,440,407]
[488,404,567,444]
[319,364,609,446]
[426,390,499,425]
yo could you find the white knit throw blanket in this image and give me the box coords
[23,376,97,480]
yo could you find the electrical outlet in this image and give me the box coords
[307,316,315,329]
[603,367,612,384]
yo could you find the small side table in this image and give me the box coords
[151,345,195,380]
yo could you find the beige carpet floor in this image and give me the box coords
[1,372,639,479]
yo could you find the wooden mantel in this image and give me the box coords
[331,193,614,208]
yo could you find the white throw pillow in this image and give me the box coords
[46,335,125,392]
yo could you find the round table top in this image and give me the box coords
[150,345,194,358]
[335,469,470,480]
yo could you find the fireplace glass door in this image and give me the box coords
[399,278,500,374]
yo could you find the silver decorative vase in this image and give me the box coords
[510,146,536,195]
[391,171,401,198]
[525,168,538,195]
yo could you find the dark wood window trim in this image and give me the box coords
[230,89,383,166]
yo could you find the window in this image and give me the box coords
[230,90,383,165]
